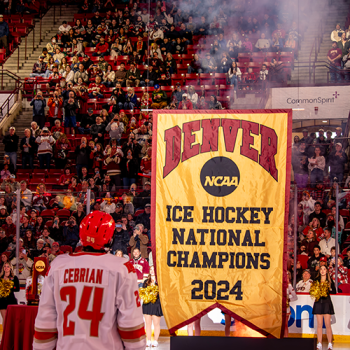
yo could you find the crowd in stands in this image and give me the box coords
[290,128,350,292]
[328,18,350,82]
[2,0,348,295]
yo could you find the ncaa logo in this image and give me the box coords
[200,157,240,197]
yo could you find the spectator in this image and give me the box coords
[130,247,150,287]
[120,148,139,189]
[269,59,285,83]
[104,144,122,189]
[55,133,71,169]
[30,56,49,78]
[19,181,32,210]
[309,202,327,228]
[75,137,91,178]
[35,127,55,170]
[20,215,34,238]
[201,52,217,73]
[51,120,64,140]
[319,228,338,257]
[53,48,65,64]
[129,224,149,260]
[133,182,151,210]
[328,143,347,183]
[140,65,158,87]
[302,230,319,257]
[292,141,309,189]
[208,95,223,110]
[308,146,325,187]
[20,129,35,170]
[227,61,242,92]
[39,227,55,248]
[178,94,193,110]
[62,216,79,249]
[255,33,270,51]
[30,91,46,129]
[125,63,141,87]
[0,15,9,55]
[295,269,313,292]
[111,221,129,255]
[47,92,63,126]
[188,53,202,74]
[63,91,79,135]
[329,257,348,285]
[3,127,19,171]
[135,204,151,239]
[124,87,138,109]
[330,24,343,42]
[62,190,75,211]
[2,216,15,237]
[151,84,168,109]
[88,75,105,99]
[90,116,105,145]
[114,63,127,86]
[105,115,124,142]
[11,244,33,282]
[327,42,342,82]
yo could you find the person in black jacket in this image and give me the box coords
[2,127,19,171]
[29,91,46,129]
[111,83,126,110]
[78,108,96,134]
[120,148,139,189]
[63,91,79,135]
[20,129,36,170]
[111,221,130,255]
[90,116,105,145]
[133,182,151,210]
[328,142,347,184]
[75,137,91,178]
[140,65,159,87]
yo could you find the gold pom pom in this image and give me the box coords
[310,280,329,302]
[139,285,159,304]
[0,279,14,298]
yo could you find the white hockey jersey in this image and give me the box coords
[33,252,146,350]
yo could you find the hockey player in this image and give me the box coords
[33,211,146,350]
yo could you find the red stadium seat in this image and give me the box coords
[199,73,214,86]
[339,283,350,293]
[297,255,309,269]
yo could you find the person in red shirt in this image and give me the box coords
[2,216,16,237]
[327,42,342,82]
[88,76,106,98]
[59,167,73,187]
[50,119,64,137]
[47,92,63,126]
[178,94,193,109]
[93,37,110,57]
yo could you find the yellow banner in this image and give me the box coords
[151,111,292,338]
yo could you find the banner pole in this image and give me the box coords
[16,189,21,278]
[293,186,298,289]
[335,183,339,293]
[86,189,91,215]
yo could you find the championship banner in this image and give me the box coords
[151,110,292,338]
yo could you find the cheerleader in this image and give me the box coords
[0,263,20,326]
[286,271,297,337]
[142,266,162,348]
[310,265,336,350]
[187,318,202,336]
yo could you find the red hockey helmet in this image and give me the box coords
[79,211,115,250]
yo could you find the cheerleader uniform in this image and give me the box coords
[312,278,336,315]
[0,276,20,309]
[142,281,163,317]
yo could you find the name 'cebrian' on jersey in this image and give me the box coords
[33,252,146,350]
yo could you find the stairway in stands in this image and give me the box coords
[2,5,78,90]
[290,2,349,85]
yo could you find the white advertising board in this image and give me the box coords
[271,86,350,120]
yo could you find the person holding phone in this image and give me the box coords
[111,220,129,255]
